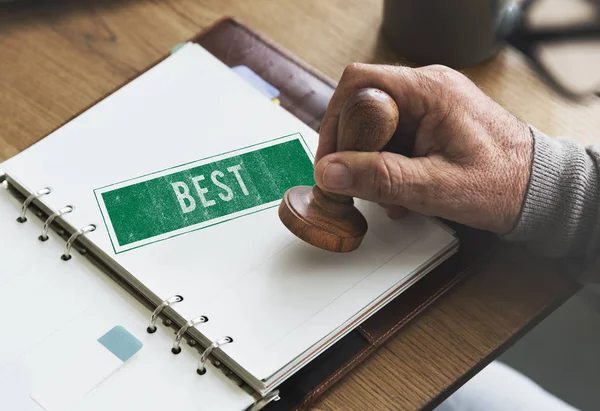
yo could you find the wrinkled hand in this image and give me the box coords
[314,63,533,234]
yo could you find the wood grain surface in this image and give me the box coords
[0,1,596,410]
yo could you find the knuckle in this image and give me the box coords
[341,62,364,80]
[372,152,403,202]
[414,66,472,114]
[437,69,460,85]
[434,70,461,89]
[424,64,454,73]
[422,65,467,89]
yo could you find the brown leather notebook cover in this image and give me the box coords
[191,17,499,410]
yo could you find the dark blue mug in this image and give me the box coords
[382,0,521,67]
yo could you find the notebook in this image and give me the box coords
[0,41,458,405]
[0,183,254,411]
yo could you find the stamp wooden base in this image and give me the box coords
[279,185,368,252]
[279,88,400,252]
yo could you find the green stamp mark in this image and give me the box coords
[94,133,314,253]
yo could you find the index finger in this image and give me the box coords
[314,63,429,164]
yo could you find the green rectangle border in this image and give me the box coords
[93,132,314,254]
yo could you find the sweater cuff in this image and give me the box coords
[502,126,600,259]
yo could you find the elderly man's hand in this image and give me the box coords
[314,63,533,234]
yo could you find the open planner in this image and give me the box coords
[0,30,458,410]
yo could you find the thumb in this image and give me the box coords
[314,151,433,207]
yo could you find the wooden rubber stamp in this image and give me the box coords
[279,88,400,252]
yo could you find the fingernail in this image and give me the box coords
[323,163,352,189]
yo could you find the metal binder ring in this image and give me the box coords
[249,390,281,411]
[147,295,184,334]
[172,315,208,354]
[39,205,75,241]
[197,336,233,375]
[17,187,51,223]
[61,224,96,261]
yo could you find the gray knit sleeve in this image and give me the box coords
[502,126,600,282]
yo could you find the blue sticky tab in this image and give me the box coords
[231,65,280,99]
[170,42,187,55]
[97,326,143,362]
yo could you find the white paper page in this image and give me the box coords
[193,204,456,380]
[0,187,103,372]
[262,238,456,390]
[0,186,253,411]
[1,43,455,383]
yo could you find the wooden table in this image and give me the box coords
[1,1,598,410]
